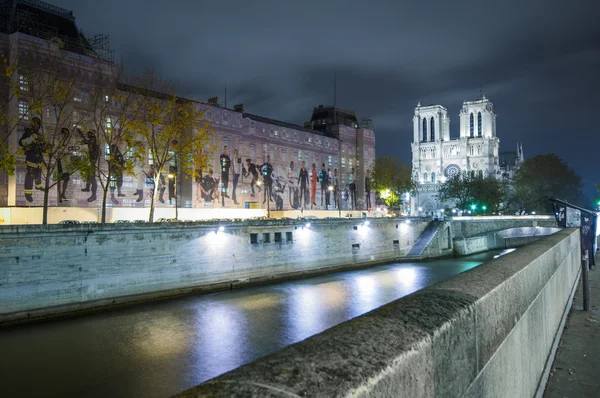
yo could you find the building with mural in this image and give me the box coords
[0,0,376,216]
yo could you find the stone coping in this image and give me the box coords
[175,228,580,397]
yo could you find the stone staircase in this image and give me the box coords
[406,221,443,257]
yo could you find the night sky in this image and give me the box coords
[53,0,599,199]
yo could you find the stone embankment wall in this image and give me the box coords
[177,229,581,398]
[453,217,559,255]
[0,218,429,323]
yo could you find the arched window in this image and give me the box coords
[478,170,483,178]
[430,117,435,141]
[431,172,436,183]
[470,170,475,178]
[470,113,474,137]
[477,112,482,137]
[423,172,428,182]
[422,118,427,142]
[477,145,481,155]
[469,146,474,156]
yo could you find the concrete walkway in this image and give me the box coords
[544,257,600,398]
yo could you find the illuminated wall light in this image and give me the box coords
[218,226,225,232]
[305,223,311,228]
[364,220,370,226]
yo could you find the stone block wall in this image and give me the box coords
[177,229,581,397]
[0,218,428,322]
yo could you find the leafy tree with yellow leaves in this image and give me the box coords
[130,70,214,222]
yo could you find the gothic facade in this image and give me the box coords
[410,96,522,215]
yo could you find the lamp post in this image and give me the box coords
[328,185,333,212]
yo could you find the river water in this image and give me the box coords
[0,249,514,397]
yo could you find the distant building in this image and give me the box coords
[0,0,375,212]
[410,96,523,215]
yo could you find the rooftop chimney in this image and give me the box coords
[207,96,220,107]
[233,103,245,113]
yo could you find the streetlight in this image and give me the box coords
[328,185,334,211]
[482,205,487,215]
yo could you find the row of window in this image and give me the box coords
[469,112,483,137]
[423,169,485,183]
[423,172,436,183]
[422,117,435,142]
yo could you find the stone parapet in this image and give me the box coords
[176,229,581,397]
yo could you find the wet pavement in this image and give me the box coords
[544,255,600,398]
[0,249,512,398]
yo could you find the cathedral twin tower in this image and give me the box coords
[410,96,501,215]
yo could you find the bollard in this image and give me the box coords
[582,250,590,311]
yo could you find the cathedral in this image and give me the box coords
[410,96,523,216]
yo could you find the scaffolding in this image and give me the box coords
[0,0,114,63]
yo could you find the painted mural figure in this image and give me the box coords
[298,161,309,208]
[54,127,72,203]
[109,137,125,205]
[78,129,99,202]
[219,145,231,207]
[243,158,261,197]
[200,169,218,203]
[365,171,372,209]
[319,163,328,207]
[310,163,317,208]
[146,164,166,203]
[18,117,45,202]
[272,174,287,210]
[287,161,299,209]
[261,155,274,204]
[231,149,241,206]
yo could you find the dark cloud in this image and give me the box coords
[55,0,600,199]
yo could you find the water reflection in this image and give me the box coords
[0,249,508,398]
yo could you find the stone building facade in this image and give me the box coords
[410,96,522,215]
[0,0,375,215]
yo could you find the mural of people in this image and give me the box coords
[261,155,274,204]
[319,163,328,207]
[200,169,218,203]
[78,129,99,202]
[310,163,317,208]
[287,160,299,209]
[220,145,231,207]
[232,149,241,205]
[109,136,125,205]
[54,127,72,203]
[145,164,166,203]
[365,170,372,209]
[243,158,261,197]
[272,173,287,210]
[18,117,45,202]
[325,168,332,209]
[298,161,309,209]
